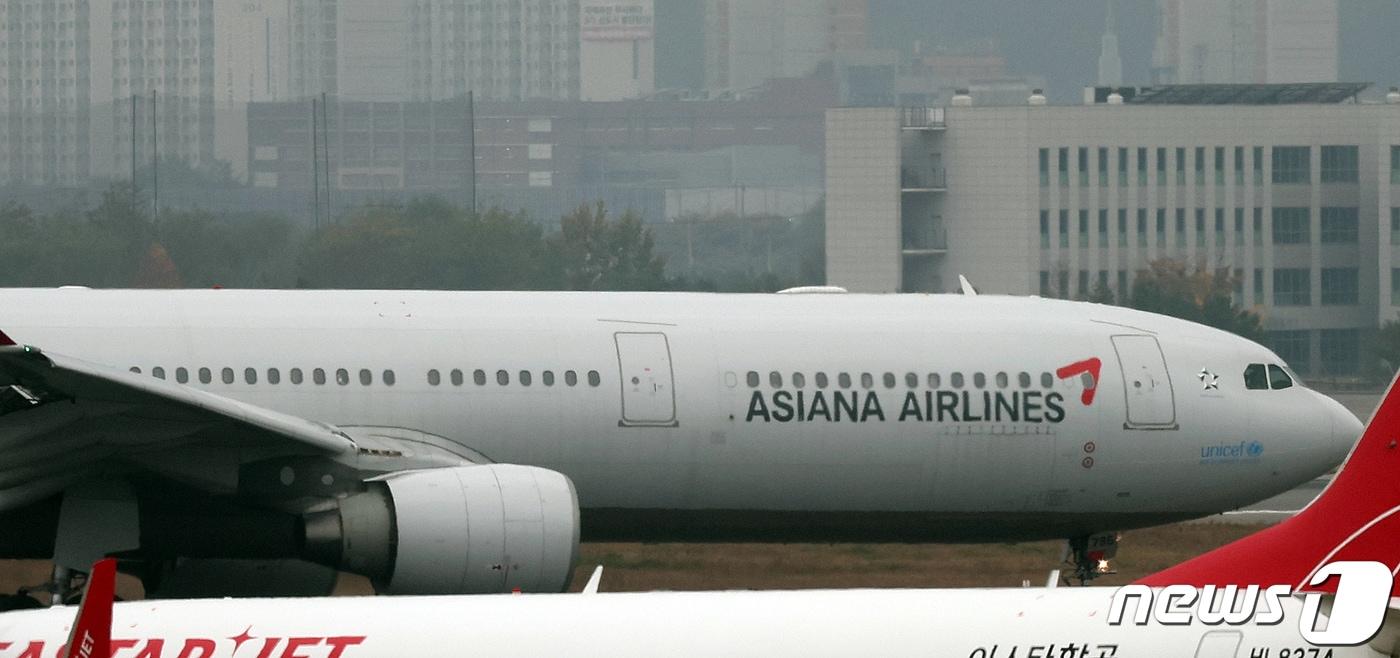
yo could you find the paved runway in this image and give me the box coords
[1204,475,1329,524]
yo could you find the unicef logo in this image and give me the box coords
[1246,441,1264,457]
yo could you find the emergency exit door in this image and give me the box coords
[1111,334,1177,429]
[614,332,678,427]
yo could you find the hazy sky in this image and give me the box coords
[658,1,1400,101]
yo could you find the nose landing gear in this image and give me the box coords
[1064,531,1120,585]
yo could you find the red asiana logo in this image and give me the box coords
[1056,357,1102,406]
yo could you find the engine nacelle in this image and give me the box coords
[303,464,579,594]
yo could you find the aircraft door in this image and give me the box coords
[614,332,678,427]
[1111,334,1178,429]
[1193,631,1242,658]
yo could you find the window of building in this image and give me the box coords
[1272,146,1309,184]
[176,368,188,384]
[1214,209,1225,247]
[1137,147,1148,185]
[1272,208,1310,244]
[1319,329,1359,376]
[1273,268,1311,306]
[1137,209,1148,248]
[221,368,235,385]
[1117,147,1128,186]
[1234,208,1245,246]
[1038,148,1049,187]
[588,370,601,387]
[1321,268,1358,306]
[1320,145,1358,183]
[1175,209,1186,248]
[1232,268,1244,303]
[1393,269,1400,306]
[1194,146,1206,185]
[497,370,510,386]
[1118,270,1129,298]
[1058,148,1069,186]
[1039,211,1050,249]
[1392,208,1400,245]
[1392,146,1400,184]
[1039,271,1051,296]
[520,371,532,386]
[1117,209,1127,247]
[1234,146,1245,185]
[1253,146,1265,185]
[313,369,327,385]
[1244,363,1268,390]
[1268,332,1310,376]
[1213,147,1225,185]
[1253,268,1264,305]
[291,368,303,385]
[1097,210,1107,246]
[1078,147,1089,187]
[1155,209,1166,246]
[1254,208,1264,246]
[1095,147,1107,186]
[1175,147,1186,184]
[336,369,350,386]
[1156,147,1167,184]
[1078,270,1089,297]
[543,371,555,386]
[1195,209,1206,247]
[567,370,579,387]
[1320,207,1358,243]
[1058,271,1069,299]
[428,369,441,386]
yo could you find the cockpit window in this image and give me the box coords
[1243,364,1268,390]
[1268,364,1293,390]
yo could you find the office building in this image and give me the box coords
[0,0,91,185]
[1153,0,1338,84]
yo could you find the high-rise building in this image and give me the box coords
[1096,0,1123,87]
[1152,0,1338,84]
[825,84,1399,377]
[0,0,91,185]
[215,1,290,105]
[580,0,655,101]
[704,0,867,92]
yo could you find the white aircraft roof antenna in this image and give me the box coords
[1044,569,1061,589]
[582,565,604,594]
[958,275,978,296]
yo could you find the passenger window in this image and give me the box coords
[566,370,579,386]
[927,373,941,388]
[336,369,350,386]
[769,372,782,387]
[383,370,395,386]
[815,372,829,388]
[904,373,917,388]
[1268,364,1293,390]
[359,369,371,386]
[882,373,896,389]
[267,369,280,385]
[860,373,873,389]
[747,371,760,387]
[245,368,258,385]
[473,369,486,386]
[199,368,212,384]
[153,367,166,380]
[451,369,464,386]
[520,371,532,386]
[588,370,601,387]
[497,370,509,386]
[951,372,965,389]
[1041,372,1053,388]
[792,372,806,388]
[1243,364,1268,390]
[129,367,141,374]
[838,373,852,388]
[290,368,304,385]
[428,370,441,386]
[176,367,189,384]
[221,368,234,385]
[543,370,555,386]
[973,373,986,389]
[313,368,326,385]
[996,372,1009,388]
[1018,372,1031,388]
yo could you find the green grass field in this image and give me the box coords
[0,521,1261,600]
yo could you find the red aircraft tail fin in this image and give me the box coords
[1138,375,1400,596]
[61,559,115,658]
[0,329,15,347]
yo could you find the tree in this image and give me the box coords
[547,202,667,291]
[1374,320,1400,375]
[1083,278,1115,304]
[1128,259,1263,341]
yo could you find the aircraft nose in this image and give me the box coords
[1323,392,1363,460]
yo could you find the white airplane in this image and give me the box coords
[6,374,1400,658]
[0,288,1359,597]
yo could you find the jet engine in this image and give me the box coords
[302,464,579,594]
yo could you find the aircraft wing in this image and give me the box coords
[0,344,359,513]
